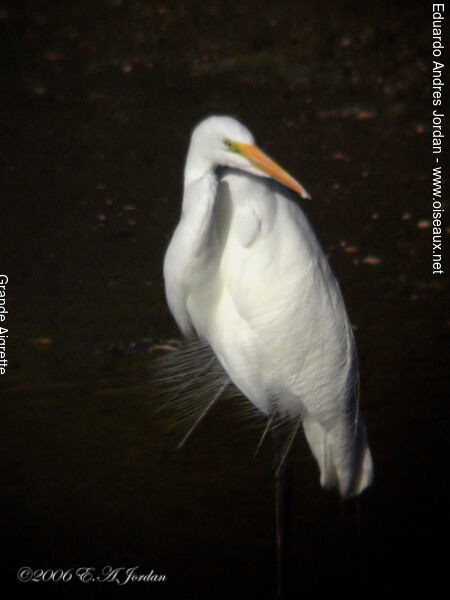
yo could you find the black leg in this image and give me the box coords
[272,425,293,599]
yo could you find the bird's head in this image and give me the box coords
[185,115,310,199]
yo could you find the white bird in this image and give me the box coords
[163,115,373,498]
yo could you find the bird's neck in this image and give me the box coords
[183,145,215,187]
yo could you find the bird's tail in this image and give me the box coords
[302,414,373,498]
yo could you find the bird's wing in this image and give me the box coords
[218,178,313,329]
[216,178,355,411]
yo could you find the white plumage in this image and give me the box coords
[163,115,373,497]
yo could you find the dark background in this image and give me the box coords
[1,1,448,597]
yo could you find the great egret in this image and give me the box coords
[161,115,373,595]
[163,114,372,498]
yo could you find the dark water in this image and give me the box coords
[1,1,447,597]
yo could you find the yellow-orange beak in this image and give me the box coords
[236,142,310,199]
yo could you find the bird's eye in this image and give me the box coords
[223,139,241,154]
